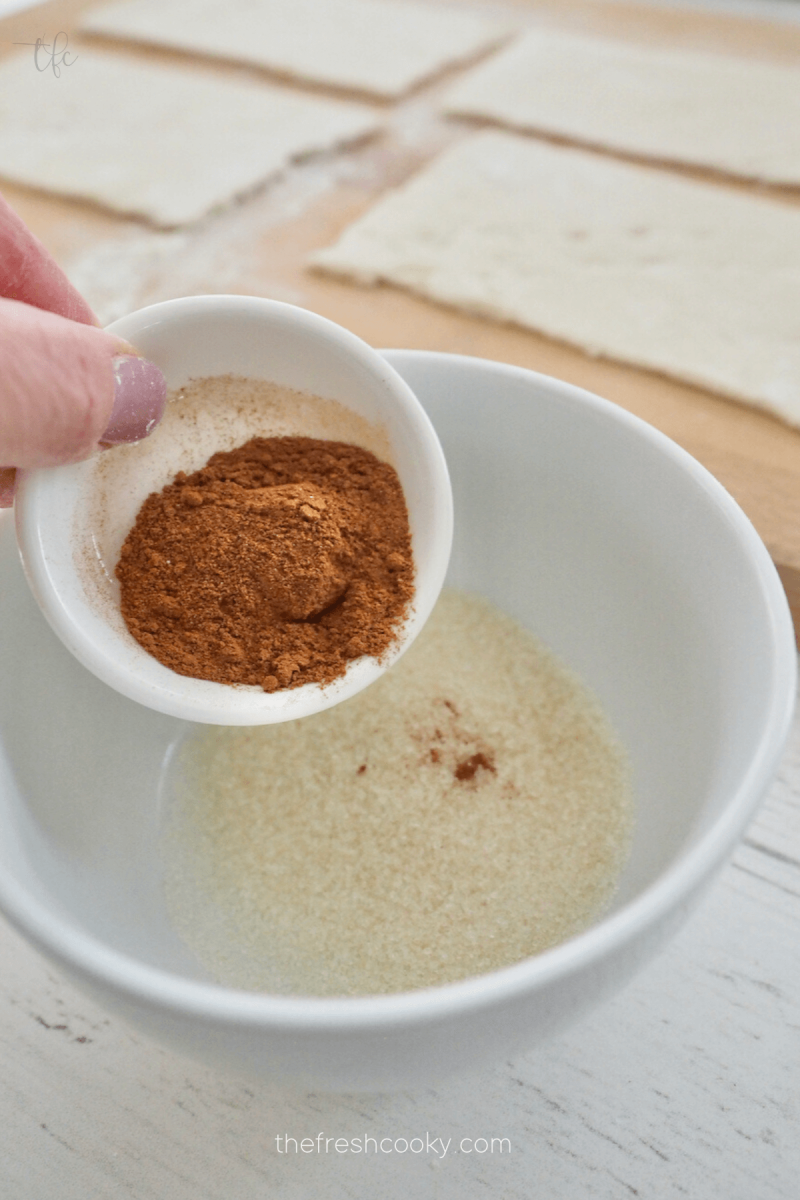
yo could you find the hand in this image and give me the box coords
[0,193,166,507]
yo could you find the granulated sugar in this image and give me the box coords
[162,590,633,996]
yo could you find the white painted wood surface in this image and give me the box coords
[1,670,797,1199]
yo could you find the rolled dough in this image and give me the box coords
[312,131,800,426]
[80,0,510,99]
[443,29,800,187]
[0,51,380,226]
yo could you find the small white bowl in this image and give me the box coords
[0,351,794,1092]
[14,296,453,724]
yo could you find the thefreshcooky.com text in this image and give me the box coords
[275,1133,510,1158]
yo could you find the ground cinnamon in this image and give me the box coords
[116,435,414,691]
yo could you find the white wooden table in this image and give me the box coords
[1,666,797,1198]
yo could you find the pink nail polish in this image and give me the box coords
[103,356,167,445]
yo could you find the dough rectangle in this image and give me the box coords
[0,50,381,226]
[81,0,510,99]
[312,131,800,425]
[443,29,800,187]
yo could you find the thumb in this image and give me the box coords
[0,297,166,485]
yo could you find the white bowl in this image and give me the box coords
[0,351,794,1092]
[13,296,453,724]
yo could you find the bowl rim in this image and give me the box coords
[0,349,796,1031]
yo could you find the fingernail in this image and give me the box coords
[0,467,16,508]
[102,356,167,445]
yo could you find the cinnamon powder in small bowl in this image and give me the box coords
[116,435,414,692]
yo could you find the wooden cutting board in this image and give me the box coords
[2,0,800,641]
